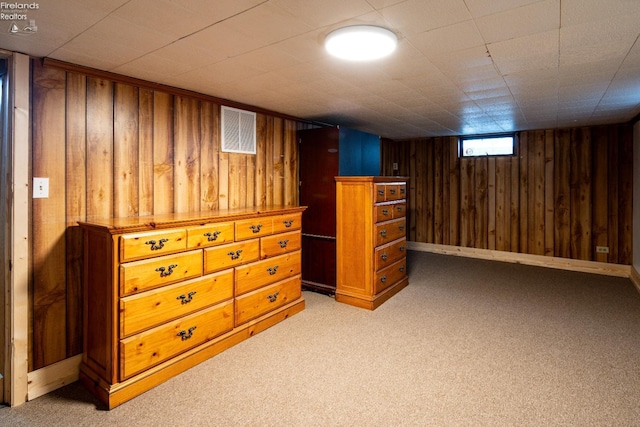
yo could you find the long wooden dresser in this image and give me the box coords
[78,206,306,408]
[335,177,409,310]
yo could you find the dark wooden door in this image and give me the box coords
[298,127,339,294]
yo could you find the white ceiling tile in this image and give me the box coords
[464,0,543,18]
[271,0,374,28]
[561,0,640,26]
[409,20,484,56]
[475,0,560,44]
[380,0,471,36]
[488,30,559,75]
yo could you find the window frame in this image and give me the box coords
[458,133,516,158]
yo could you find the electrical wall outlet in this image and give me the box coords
[596,246,609,254]
[33,177,49,198]
[392,162,398,171]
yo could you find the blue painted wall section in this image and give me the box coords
[338,127,380,176]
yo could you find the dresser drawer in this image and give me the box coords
[235,217,274,241]
[235,250,301,296]
[375,218,407,247]
[375,184,387,203]
[120,301,234,380]
[120,250,203,296]
[374,238,407,272]
[375,202,406,223]
[120,270,234,337]
[235,276,301,326]
[204,239,259,273]
[272,213,302,233]
[120,229,187,262]
[260,231,301,259]
[374,259,407,294]
[186,222,234,249]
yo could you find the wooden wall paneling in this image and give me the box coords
[440,138,450,245]
[414,140,427,242]
[618,124,633,265]
[459,158,475,247]
[531,130,545,256]
[174,96,201,213]
[152,92,174,215]
[264,116,275,207]
[474,157,488,249]
[494,156,508,251]
[448,137,460,246]
[509,149,519,252]
[138,88,154,217]
[518,132,529,253]
[408,140,419,241]
[230,154,248,209]
[199,101,218,211]
[272,118,284,206]
[544,130,555,256]
[425,139,434,243]
[592,126,609,263]
[65,72,86,357]
[487,157,496,250]
[284,120,297,206]
[32,61,67,370]
[255,114,267,207]
[570,128,592,261]
[114,83,140,218]
[433,138,444,244]
[607,126,620,263]
[86,77,114,220]
[554,129,571,258]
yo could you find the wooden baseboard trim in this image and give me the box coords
[27,354,82,401]
[409,242,631,278]
[630,266,640,293]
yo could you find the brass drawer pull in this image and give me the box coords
[267,291,279,303]
[381,253,388,261]
[390,189,396,194]
[380,230,387,237]
[145,238,168,251]
[250,224,262,233]
[400,188,406,194]
[204,231,221,241]
[283,220,294,227]
[267,266,279,275]
[228,250,242,260]
[177,326,196,341]
[399,225,405,231]
[397,206,403,212]
[382,209,389,215]
[378,189,384,195]
[177,291,196,304]
[380,275,387,283]
[156,264,177,277]
[400,246,405,251]
[278,239,289,248]
[399,266,405,272]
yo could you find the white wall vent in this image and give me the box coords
[221,106,256,154]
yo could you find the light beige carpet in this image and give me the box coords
[2,251,640,426]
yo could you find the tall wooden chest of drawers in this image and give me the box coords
[335,177,409,310]
[78,206,306,408]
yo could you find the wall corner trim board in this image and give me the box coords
[409,242,631,278]
[630,267,640,294]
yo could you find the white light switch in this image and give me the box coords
[33,177,49,198]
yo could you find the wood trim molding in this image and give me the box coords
[630,266,640,294]
[41,58,330,128]
[409,242,631,278]
[26,355,82,401]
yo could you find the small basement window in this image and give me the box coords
[459,134,515,157]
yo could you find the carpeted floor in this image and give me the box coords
[2,251,640,426]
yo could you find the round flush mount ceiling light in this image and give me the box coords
[325,25,398,61]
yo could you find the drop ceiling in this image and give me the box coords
[2,0,639,139]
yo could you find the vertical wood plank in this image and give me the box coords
[32,61,67,369]
[495,157,508,251]
[618,124,633,265]
[65,72,86,357]
[272,118,284,206]
[138,88,154,216]
[433,138,444,244]
[607,126,619,263]
[441,138,451,245]
[487,157,496,250]
[425,140,434,243]
[531,130,545,256]
[284,119,297,206]
[174,96,201,213]
[264,116,275,207]
[448,138,460,246]
[554,129,571,258]
[592,126,609,262]
[153,92,174,215]
[415,140,427,242]
[509,148,519,252]
[86,77,114,220]
[544,130,555,256]
[200,101,218,210]
[114,83,139,218]
[255,114,267,207]
[475,157,487,249]
[228,154,246,209]
[460,158,476,247]
[518,132,529,253]
[570,127,592,261]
